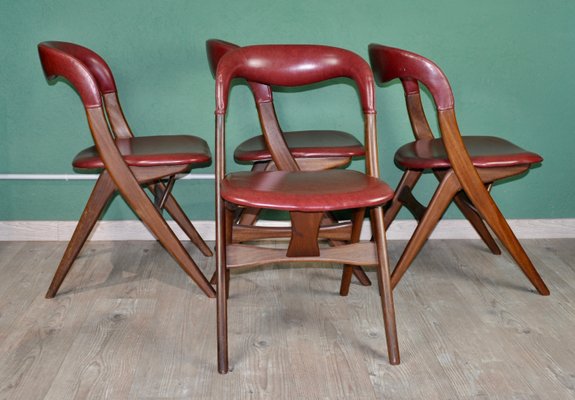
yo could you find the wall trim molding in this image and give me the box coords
[1,219,573,242]
[0,173,215,181]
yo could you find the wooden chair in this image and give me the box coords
[37,41,215,298]
[206,39,372,288]
[214,44,400,373]
[359,44,549,295]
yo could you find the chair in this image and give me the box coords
[37,41,215,298]
[214,44,400,373]
[360,44,549,295]
[206,39,372,289]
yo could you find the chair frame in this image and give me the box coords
[363,44,549,295]
[38,41,215,298]
[214,44,400,373]
[206,39,372,289]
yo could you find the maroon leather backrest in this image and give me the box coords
[206,39,238,77]
[215,45,376,115]
[368,44,454,111]
[206,39,273,104]
[38,42,103,108]
[38,41,119,108]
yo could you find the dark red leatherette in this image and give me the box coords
[395,136,543,169]
[215,45,376,115]
[206,39,273,104]
[234,130,365,162]
[40,41,117,95]
[38,42,103,108]
[369,44,454,111]
[221,170,393,212]
[72,135,212,169]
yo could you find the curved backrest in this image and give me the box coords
[39,41,117,97]
[214,44,380,178]
[38,41,105,108]
[39,41,133,138]
[215,44,376,115]
[206,39,273,104]
[368,44,454,111]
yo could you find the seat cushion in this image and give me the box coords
[221,170,393,212]
[394,136,543,170]
[234,130,365,163]
[72,135,212,169]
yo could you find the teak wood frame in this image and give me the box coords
[358,44,549,296]
[214,45,400,374]
[37,41,215,299]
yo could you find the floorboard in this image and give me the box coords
[0,239,573,399]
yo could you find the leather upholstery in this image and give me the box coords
[215,45,376,115]
[395,136,543,169]
[369,44,454,111]
[234,130,364,162]
[207,40,365,164]
[222,170,393,212]
[207,39,273,103]
[43,41,117,93]
[73,135,212,169]
[38,42,103,108]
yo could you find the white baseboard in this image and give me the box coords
[0,219,574,242]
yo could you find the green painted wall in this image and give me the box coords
[1,0,574,221]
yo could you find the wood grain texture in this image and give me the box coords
[0,239,574,399]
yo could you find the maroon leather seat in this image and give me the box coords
[214,44,400,374]
[362,44,548,296]
[73,135,211,169]
[395,136,542,170]
[222,170,393,211]
[234,130,364,163]
[38,41,215,299]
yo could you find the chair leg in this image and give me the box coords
[216,201,230,373]
[465,186,550,295]
[384,170,422,228]
[46,172,116,298]
[216,260,229,373]
[160,189,213,257]
[371,206,400,365]
[391,171,461,289]
[117,178,215,298]
[452,192,501,255]
[340,208,367,296]
[320,209,371,288]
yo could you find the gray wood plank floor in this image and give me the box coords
[0,239,574,399]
